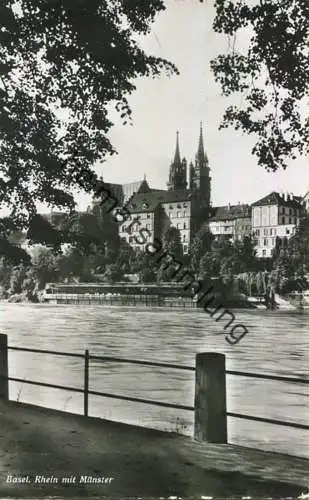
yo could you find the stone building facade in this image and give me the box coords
[251,192,304,258]
[95,124,212,254]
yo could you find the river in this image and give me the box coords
[0,302,308,458]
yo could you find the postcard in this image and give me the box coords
[0,0,308,498]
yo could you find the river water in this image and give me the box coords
[0,302,308,458]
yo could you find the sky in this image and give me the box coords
[84,0,308,212]
[3,0,307,215]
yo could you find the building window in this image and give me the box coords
[274,228,277,235]
[183,211,187,217]
[286,228,290,235]
[289,217,292,224]
[255,229,260,236]
[146,224,151,230]
[183,234,186,241]
[183,244,188,253]
[183,223,187,230]
[264,229,268,235]
[177,212,181,218]
[129,236,133,243]
[272,238,275,245]
[282,207,285,214]
[147,214,151,219]
[282,216,285,224]
[269,228,272,236]
[264,238,268,246]
[262,249,267,256]
[183,203,187,208]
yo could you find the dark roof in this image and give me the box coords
[251,191,303,208]
[126,191,164,213]
[94,179,151,206]
[127,189,191,214]
[209,204,251,222]
[156,189,191,204]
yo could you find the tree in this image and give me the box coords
[212,0,309,172]
[272,216,309,292]
[0,0,177,256]
[103,263,123,283]
[9,264,27,294]
[162,226,183,260]
[30,246,60,289]
[190,223,213,272]
[233,235,258,273]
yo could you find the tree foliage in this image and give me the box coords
[212,0,309,171]
[0,0,177,253]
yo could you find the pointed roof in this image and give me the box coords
[173,131,181,165]
[93,179,151,205]
[197,122,205,158]
[209,204,251,221]
[251,191,303,208]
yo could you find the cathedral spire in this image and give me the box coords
[174,130,181,165]
[197,122,205,159]
[167,130,187,191]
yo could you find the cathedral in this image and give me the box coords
[102,124,212,254]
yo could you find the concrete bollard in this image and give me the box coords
[194,352,227,443]
[0,334,9,400]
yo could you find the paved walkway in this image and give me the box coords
[0,400,308,498]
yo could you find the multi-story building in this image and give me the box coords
[209,204,251,241]
[95,124,212,254]
[251,191,304,258]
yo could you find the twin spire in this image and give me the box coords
[173,122,205,164]
[167,123,209,192]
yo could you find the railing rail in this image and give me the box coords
[1,334,309,448]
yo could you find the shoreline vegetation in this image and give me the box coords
[1,202,309,308]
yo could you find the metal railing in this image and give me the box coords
[4,342,195,417]
[1,334,309,446]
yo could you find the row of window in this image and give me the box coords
[169,211,188,218]
[255,228,277,236]
[168,203,188,209]
[280,217,297,225]
[259,238,276,247]
[256,225,296,237]
[236,225,251,232]
[279,207,299,216]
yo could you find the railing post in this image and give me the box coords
[0,334,9,400]
[84,349,89,417]
[194,352,227,443]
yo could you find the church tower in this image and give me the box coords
[190,123,211,208]
[167,131,187,191]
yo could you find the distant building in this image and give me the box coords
[95,124,211,254]
[251,191,304,258]
[209,204,251,242]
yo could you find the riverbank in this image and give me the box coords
[0,400,308,498]
[41,293,255,308]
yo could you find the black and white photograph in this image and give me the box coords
[0,0,309,498]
